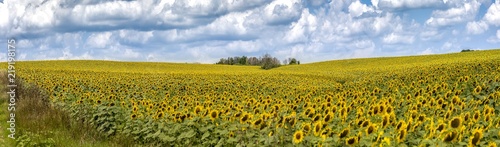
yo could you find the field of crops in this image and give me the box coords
[12,50,500,146]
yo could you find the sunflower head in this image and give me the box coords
[130,113,137,119]
[313,114,322,122]
[346,136,358,146]
[324,112,334,123]
[473,110,481,122]
[396,129,407,143]
[443,131,457,142]
[436,122,446,132]
[339,128,349,138]
[210,110,219,120]
[366,124,377,135]
[449,117,462,129]
[469,128,483,146]
[302,123,312,134]
[313,121,323,136]
[488,141,497,147]
[194,105,203,115]
[240,113,250,124]
[293,130,304,144]
[253,117,264,129]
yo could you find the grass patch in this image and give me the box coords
[0,70,135,147]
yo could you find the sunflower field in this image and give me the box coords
[12,49,500,146]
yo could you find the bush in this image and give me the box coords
[461,49,474,52]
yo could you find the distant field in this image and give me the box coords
[6,49,500,146]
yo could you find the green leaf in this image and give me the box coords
[159,134,176,142]
[202,132,210,140]
[179,130,196,139]
[227,137,238,144]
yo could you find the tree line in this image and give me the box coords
[216,53,299,70]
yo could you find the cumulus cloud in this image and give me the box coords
[383,33,415,44]
[466,21,489,34]
[377,0,442,9]
[425,0,481,27]
[0,0,497,63]
[85,32,113,49]
[349,1,374,17]
[487,29,500,43]
[484,1,500,26]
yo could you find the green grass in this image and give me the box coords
[0,70,134,147]
[0,70,16,147]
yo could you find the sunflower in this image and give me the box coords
[293,130,304,144]
[418,114,426,122]
[313,114,322,122]
[473,86,482,94]
[156,111,165,118]
[473,110,481,122]
[339,128,349,138]
[366,124,377,135]
[346,136,358,146]
[443,131,457,142]
[362,120,371,128]
[240,113,250,124]
[488,142,497,147]
[194,105,203,115]
[313,121,323,136]
[324,112,334,123]
[302,123,312,134]
[210,110,219,121]
[396,129,407,143]
[289,117,297,127]
[382,114,390,128]
[130,113,137,119]
[449,117,462,129]
[253,117,264,129]
[396,120,406,130]
[464,112,470,122]
[469,128,483,146]
[436,123,446,132]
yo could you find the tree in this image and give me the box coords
[216,58,226,64]
[289,58,298,65]
[260,53,281,70]
[239,56,247,65]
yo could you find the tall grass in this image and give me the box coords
[0,71,133,147]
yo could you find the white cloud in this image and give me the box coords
[119,30,153,44]
[441,41,453,50]
[351,40,376,58]
[377,0,442,9]
[466,21,489,34]
[426,1,481,27]
[284,9,317,43]
[86,32,113,48]
[349,1,374,17]
[0,2,9,30]
[383,33,415,44]
[420,29,443,41]
[498,29,500,39]
[487,29,500,43]
[2,0,498,63]
[484,1,500,26]
[262,0,302,25]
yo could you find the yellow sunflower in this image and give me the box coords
[293,130,304,144]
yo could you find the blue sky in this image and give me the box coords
[0,0,499,63]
